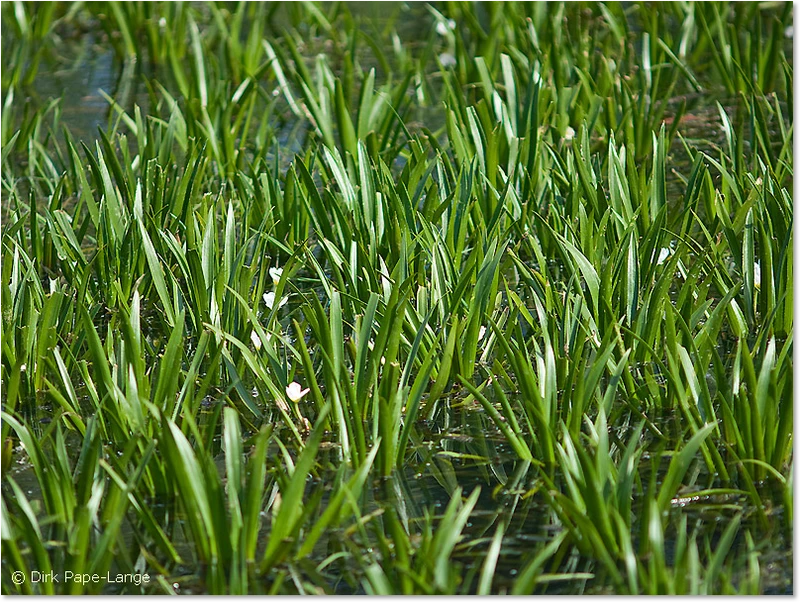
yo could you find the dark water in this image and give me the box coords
[5,397,792,594]
[10,2,433,144]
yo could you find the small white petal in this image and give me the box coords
[657,248,671,265]
[439,52,456,67]
[564,126,575,141]
[263,291,288,309]
[269,267,283,284]
[478,325,487,341]
[435,21,448,36]
[250,330,262,350]
[447,19,456,30]
[753,262,761,287]
[286,382,310,402]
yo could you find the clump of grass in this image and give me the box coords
[1,1,792,595]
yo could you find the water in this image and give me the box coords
[5,394,791,594]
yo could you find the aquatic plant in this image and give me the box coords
[1,1,792,594]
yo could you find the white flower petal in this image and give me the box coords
[250,330,262,350]
[269,267,283,285]
[263,291,288,309]
[439,52,456,67]
[286,382,310,402]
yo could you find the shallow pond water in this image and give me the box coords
[6,387,792,594]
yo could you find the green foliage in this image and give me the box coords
[1,1,792,594]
